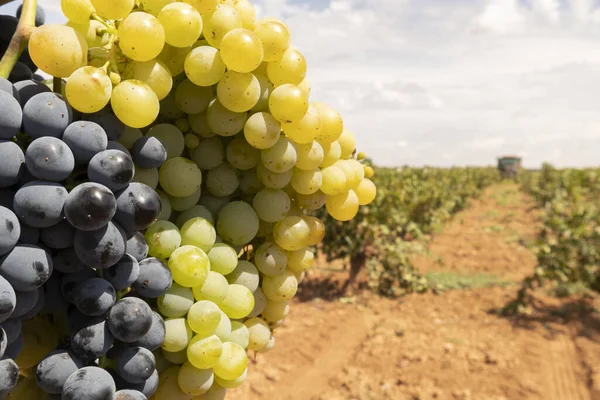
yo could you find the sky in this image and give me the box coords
[1,0,600,168]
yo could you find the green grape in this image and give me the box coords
[337,129,356,159]
[273,216,310,251]
[222,0,256,29]
[291,168,322,195]
[206,163,240,197]
[178,361,214,396]
[346,159,366,188]
[207,99,248,137]
[216,201,259,245]
[187,334,223,369]
[256,163,292,189]
[159,3,203,48]
[163,318,193,352]
[326,190,359,221]
[252,188,290,223]
[154,366,190,400]
[320,165,347,195]
[226,321,249,349]
[220,29,263,73]
[159,43,192,76]
[226,136,260,170]
[262,270,298,301]
[174,79,213,114]
[281,103,321,144]
[287,200,303,217]
[239,168,264,194]
[314,102,344,145]
[259,335,275,353]
[268,84,309,123]
[124,59,173,101]
[320,140,342,167]
[254,241,287,276]
[187,300,222,335]
[65,66,111,113]
[118,12,166,62]
[90,0,133,19]
[267,47,307,86]
[189,112,216,138]
[178,119,191,134]
[16,319,58,368]
[158,283,195,318]
[169,245,210,288]
[183,0,218,14]
[169,188,202,212]
[160,92,186,119]
[157,190,172,221]
[145,220,181,258]
[141,0,175,16]
[215,310,232,339]
[298,77,311,97]
[250,74,273,112]
[180,217,217,252]
[132,166,158,189]
[243,112,280,149]
[261,299,289,323]
[355,178,377,205]
[193,270,228,303]
[159,157,202,197]
[295,141,324,170]
[220,284,254,319]
[203,4,243,48]
[177,205,215,228]
[67,20,108,48]
[199,195,230,219]
[119,126,143,149]
[261,137,297,173]
[212,342,248,381]
[227,260,259,292]
[185,46,227,87]
[253,18,290,62]
[334,160,357,190]
[217,71,260,112]
[304,215,325,245]
[207,243,238,275]
[197,383,227,400]
[214,367,246,389]
[111,80,159,128]
[61,0,95,24]
[185,133,200,149]
[244,317,271,351]
[29,25,88,78]
[154,349,174,373]
[248,287,267,318]
[162,348,187,364]
[296,191,326,211]
[287,248,314,273]
[191,137,224,170]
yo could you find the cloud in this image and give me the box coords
[255,0,600,168]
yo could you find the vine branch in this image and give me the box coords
[0,0,38,79]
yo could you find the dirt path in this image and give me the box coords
[231,184,599,400]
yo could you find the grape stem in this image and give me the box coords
[0,0,37,79]
[91,13,118,36]
[53,77,62,94]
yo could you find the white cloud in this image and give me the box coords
[254,0,600,168]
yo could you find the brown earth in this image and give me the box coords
[230,184,600,400]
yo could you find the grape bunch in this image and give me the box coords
[0,0,377,398]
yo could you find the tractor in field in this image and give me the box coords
[497,156,522,180]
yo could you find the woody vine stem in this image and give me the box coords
[0,0,38,79]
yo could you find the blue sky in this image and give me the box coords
[2,0,600,168]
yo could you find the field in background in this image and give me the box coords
[230,172,600,400]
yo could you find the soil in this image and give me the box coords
[230,183,600,400]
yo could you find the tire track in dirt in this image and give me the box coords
[547,332,590,400]
[269,310,370,400]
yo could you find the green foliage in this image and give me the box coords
[319,166,500,296]
[505,164,600,313]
